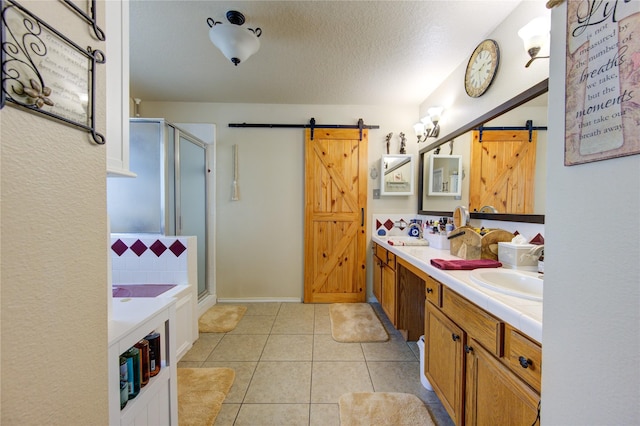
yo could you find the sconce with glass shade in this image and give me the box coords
[518,17,550,68]
[207,11,262,66]
[414,106,444,143]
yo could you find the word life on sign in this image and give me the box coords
[565,0,640,165]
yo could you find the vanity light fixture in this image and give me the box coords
[518,17,550,68]
[414,106,444,143]
[207,11,262,66]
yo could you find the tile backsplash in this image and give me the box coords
[110,234,190,285]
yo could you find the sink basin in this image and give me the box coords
[469,269,543,301]
[386,236,429,246]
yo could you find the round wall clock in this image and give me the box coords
[464,39,500,98]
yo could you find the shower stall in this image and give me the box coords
[107,118,211,299]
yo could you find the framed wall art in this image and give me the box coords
[1,0,105,144]
[564,0,640,165]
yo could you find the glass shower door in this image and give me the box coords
[176,133,208,297]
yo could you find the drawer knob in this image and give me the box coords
[519,356,532,369]
[426,288,433,294]
[464,344,473,354]
[451,333,460,342]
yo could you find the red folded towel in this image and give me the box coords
[430,258,502,270]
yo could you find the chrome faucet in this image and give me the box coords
[408,222,424,239]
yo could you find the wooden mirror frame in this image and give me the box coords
[417,78,548,224]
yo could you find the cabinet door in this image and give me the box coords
[465,338,540,426]
[373,255,383,303]
[381,264,396,326]
[105,0,134,177]
[425,302,465,425]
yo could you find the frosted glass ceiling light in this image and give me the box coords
[518,17,550,68]
[207,11,262,66]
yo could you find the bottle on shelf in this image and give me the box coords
[123,347,140,400]
[135,339,150,387]
[145,332,161,377]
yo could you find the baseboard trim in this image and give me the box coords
[217,297,302,303]
[197,293,217,317]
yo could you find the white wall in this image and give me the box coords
[418,1,550,136]
[139,102,418,301]
[542,3,640,424]
[0,1,108,423]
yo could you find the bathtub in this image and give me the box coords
[112,283,196,361]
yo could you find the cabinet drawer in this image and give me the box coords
[425,275,442,307]
[374,244,396,269]
[504,325,542,392]
[442,288,502,356]
[386,252,396,269]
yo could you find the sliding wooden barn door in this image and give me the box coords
[304,128,368,303]
[469,130,537,214]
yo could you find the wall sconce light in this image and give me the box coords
[518,17,550,68]
[414,106,444,143]
[207,11,262,66]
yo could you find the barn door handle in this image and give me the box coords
[361,208,364,227]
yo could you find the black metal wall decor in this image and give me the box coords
[61,0,105,41]
[1,0,106,144]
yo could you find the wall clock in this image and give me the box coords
[464,39,500,98]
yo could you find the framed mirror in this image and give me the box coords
[428,155,462,196]
[381,154,414,196]
[418,79,548,223]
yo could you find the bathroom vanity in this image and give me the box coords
[372,236,542,426]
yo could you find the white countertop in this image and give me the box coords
[373,235,542,344]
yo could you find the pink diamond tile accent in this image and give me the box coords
[376,219,382,229]
[150,240,167,257]
[384,219,394,230]
[130,240,148,257]
[111,239,128,256]
[169,240,186,257]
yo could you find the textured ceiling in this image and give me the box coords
[129,1,523,106]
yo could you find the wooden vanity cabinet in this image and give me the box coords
[425,278,542,426]
[465,338,539,426]
[425,302,466,425]
[372,243,397,326]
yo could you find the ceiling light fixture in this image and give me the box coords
[414,107,444,143]
[207,11,262,66]
[518,17,550,68]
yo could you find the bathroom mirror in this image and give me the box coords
[418,79,548,223]
[427,155,462,197]
[380,154,414,196]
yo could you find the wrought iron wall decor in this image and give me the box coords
[61,0,105,41]
[1,0,106,144]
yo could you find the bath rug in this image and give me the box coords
[199,304,247,333]
[329,303,388,343]
[177,367,235,426]
[339,392,435,426]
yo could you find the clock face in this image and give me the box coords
[465,39,500,98]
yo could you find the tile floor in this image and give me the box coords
[179,302,455,426]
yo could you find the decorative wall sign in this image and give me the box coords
[565,0,640,166]
[1,0,105,144]
[61,0,105,41]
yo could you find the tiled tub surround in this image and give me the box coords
[110,235,190,285]
[110,234,198,360]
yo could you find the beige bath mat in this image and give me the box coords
[329,303,388,343]
[339,392,435,426]
[177,367,235,426]
[199,304,247,333]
